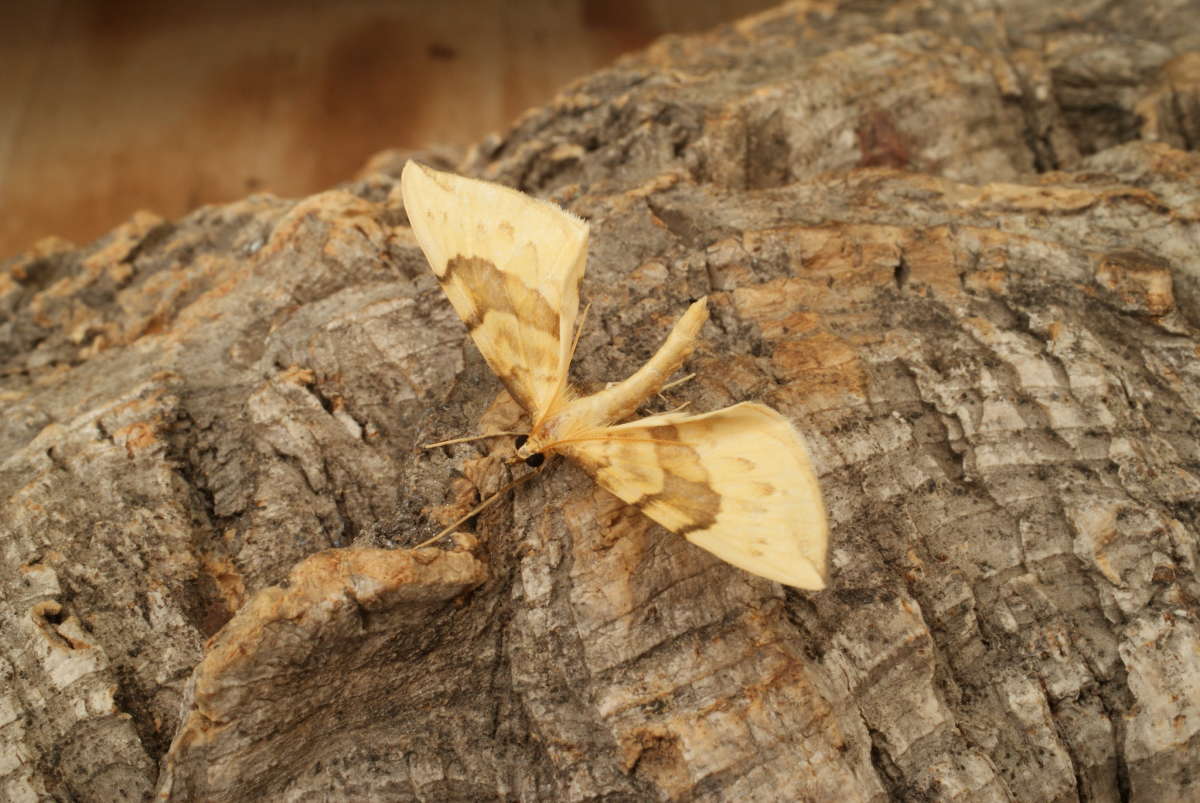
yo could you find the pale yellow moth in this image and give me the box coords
[401,161,829,590]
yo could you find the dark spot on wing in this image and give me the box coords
[660,472,720,535]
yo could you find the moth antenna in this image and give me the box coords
[567,301,592,368]
[532,301,592,434]
[412,463,546,549]
[422,431,526,449]
[550,434,686,447]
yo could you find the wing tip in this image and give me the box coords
[400,158,423,192]
[405,158,576,207]
[785,563,828,591]
[755,555,827,591]
[401,159,443,207]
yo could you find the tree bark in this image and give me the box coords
[3,2,1200,800]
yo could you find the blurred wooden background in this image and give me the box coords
[0,0,777,260]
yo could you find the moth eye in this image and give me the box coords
[514,434,528,449]
[524,453,545,468]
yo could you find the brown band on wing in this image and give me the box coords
[442,255,562,412]
[615,425,721,536]
[565,427,722,536]
[443,256,559,336]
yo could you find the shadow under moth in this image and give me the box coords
[401,161,829,590]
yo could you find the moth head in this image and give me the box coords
[513,434,546,467]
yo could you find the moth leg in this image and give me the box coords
[412,463,546,548]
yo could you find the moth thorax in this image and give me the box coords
[514,433,547,463]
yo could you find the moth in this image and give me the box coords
[401,161,828,590]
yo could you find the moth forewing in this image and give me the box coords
[400,161,587,421]
[558,403,828,590]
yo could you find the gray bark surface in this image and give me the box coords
[3,2,1200,801]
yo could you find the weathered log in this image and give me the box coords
[2,2,1199,800]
